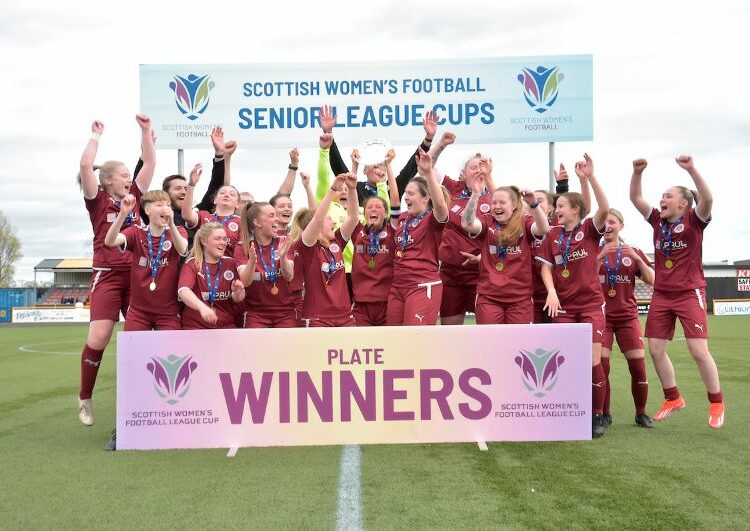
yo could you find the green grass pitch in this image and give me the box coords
[1,317,748,529]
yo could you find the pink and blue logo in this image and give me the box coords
[515,348,565,397]
[146,355,198,405]
[169,74,215,121]
[517,66,564,113]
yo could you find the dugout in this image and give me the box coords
[33,258,92,306]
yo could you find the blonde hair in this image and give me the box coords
[77,160,126,189]
[141,190,170,207]
[287,207,332,247]
[607,208,626,243]
[191,222,225,270]
[494,186,524,246]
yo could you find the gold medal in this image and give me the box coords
[368,259,377,269]
[664,259,674,269]
[608,289,616,298]
[561,268,570,279]
[149,281,156,291]
[495,261,504,272]
[270,285,279,295]
[396,250,403,258]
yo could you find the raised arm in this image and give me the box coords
[577,154,608,231]
[196,127,227,211]
[461,174,486,235]
[238,245,257,287]
[104,194,135,248]
[417,149,448,222]
[629,159,652,218]
[133,130,155,180]
[318,105,350,175]
[677,155,712,221]
[303,174,346,247]
[80,120,104,200]
[340,174,360,240]
[223,140,236,186]
[300,171,317,209]
[429,132,455,166]
[573,162,592,214]
[554,163,569,194]
[134,115,155,192]
[166,210,188,256]
[316,133,333,202]
[181,164,203,228]
[522,189,550,237]
[481,157,496,195]
[278,148,299,195]
[395,112,436,199]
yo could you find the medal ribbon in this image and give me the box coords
[212,213,238,227]
[147,228,166,285]
[368,228,382,260]
[494,222,507,262]
[323,246,337,283]
[204,257,223,305]
[604,242,622,291]
[659,216,683,260]
[256,239,278,284]
[557,223,581,269]
[400,209,431,251]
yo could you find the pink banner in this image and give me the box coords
[117,324,592,450]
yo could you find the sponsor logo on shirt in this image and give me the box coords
[555,248,588,264]
[107,213,117,223]
[599,274,630,284]
[658,240,688,251]
[489,244,522,255]
[395,235,415,246]
[321,260,346,273]
[200,290,232,301]
[138,256,148,267]
[451,205,462,213]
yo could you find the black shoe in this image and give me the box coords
[603,414,612,427]
[592,414,606,438]
[104,429,116,451]
[635,413,655,429]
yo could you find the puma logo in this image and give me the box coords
[415,313,425,324]
[592,382,603,388]
[596,330,603,337]
[84,359,101,367]
[694,323,704,332]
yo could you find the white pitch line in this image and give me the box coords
[18,341,81,356]
[335,444,363,531]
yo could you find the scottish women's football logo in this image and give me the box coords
[517,66,564,113]
[169,74,215,120]
[515,348,565,397]
[146,355,198,404]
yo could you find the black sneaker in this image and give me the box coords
[603,414,612,427]
[592,414,606,438]
[635,413,655,429]
[104,429,116,451]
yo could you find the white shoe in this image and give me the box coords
[78,398,94,426]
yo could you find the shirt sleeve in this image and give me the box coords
[536,231,555,266]
[121,226,138,253]
[178,260,197,291]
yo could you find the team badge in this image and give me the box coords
[622,257,632,267]
[480,203,491,214]
[574,231,584,242]
[329,243,340,253]
[162,240,172,251]
[223,270,234,281]
[228,222,239,232]
[673,224,685,234]
[379,231,388,239]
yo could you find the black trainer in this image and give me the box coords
[104,429,116,451]
[603,414,612,427]
[592,414,606,438]
[635,413,655,429]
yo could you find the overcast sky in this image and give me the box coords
[2,0,748,282]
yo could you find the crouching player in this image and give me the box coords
[179,222,245,329]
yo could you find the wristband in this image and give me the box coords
[91,133,101,140]
[188,183,196,187]
[288,164,298,171]
[425,136,434,142]
[213,155,225,162]
[529,200,540,209]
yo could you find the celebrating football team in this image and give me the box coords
[76,108,725,439]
